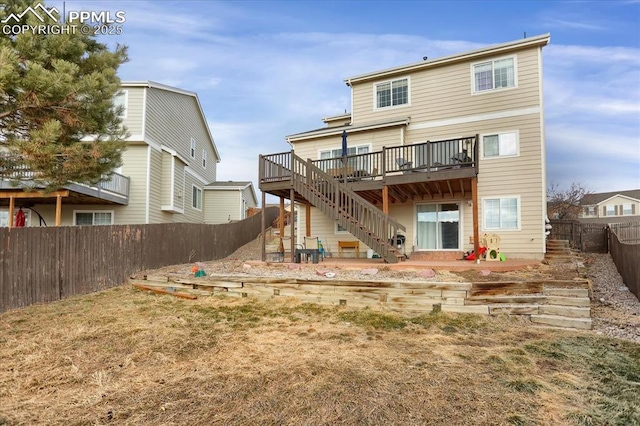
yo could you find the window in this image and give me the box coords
[74,211,113,226]
[622,204,633,215]
[335,223,348,233]
[190,138,196,158]
[473,57,515,92]
[192,186,202,210]
[319,145,370,172]
[586,206,595,216]
[605,205,615,216]
[375,78,408,109]
[202,150,207,168]
[484,197,519,230]
[113,90,127,118]
[483,132,518,158]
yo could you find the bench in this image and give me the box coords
[338,240,360,258]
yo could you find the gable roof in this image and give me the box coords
[580,189,640,205]
[205,181,257,205]
[121,81,221,162]
[344,33,551,85]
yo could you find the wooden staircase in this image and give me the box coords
[289,153,406,263]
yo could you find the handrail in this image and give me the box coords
[290,152,405,263]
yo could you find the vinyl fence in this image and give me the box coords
[0,206,279,313]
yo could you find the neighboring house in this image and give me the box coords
[579,190,640,220]
[204,181,258,223]
[259,34,550,262]
[0,81,249,226]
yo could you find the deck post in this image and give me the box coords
[290,189,295,263]
[382,186,389,215]
[261,190,266,262]
[55,195,62,226]
[472,177,480,264]
[306,202,311,237]
[279,197,285,237]
[8,196,14,229]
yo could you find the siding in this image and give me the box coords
[597,196,640,218]
[242,186,257,210]
[145,88,218,184]
[119,87,144,137]
[183,172,205,224]
[204,190,239,224]
[148,148,170,224]
[352,48,541,126]
[161,151,172,207]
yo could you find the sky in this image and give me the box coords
[52,0,640,200]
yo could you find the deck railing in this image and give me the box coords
[1,158,130,198]
[260,136,478,184]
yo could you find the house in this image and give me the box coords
[259,34,550,262]
[579,190,640,220]
[204,181,258,223]
[0,81,247,227]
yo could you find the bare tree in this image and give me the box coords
[548,182,591,219]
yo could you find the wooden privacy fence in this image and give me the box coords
[0,206,279,313]
[609,228,640,301]
[548,220,608,253]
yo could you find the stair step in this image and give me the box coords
[539,305,591,318]
[530,314,592,330]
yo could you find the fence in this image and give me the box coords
[0,206,279,313]
[548,220,608,253]
[609,227,640,300]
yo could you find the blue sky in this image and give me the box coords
[56,0,640,197]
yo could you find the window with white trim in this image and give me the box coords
[192,186,202,210]
[586,206,595,216]
[473,57,515,92]
[113,90,127,118]
[335,223,348,234]
[484,197,519,230]
[622,204,633,215]
[0,209,31,227]
[190,138,196,159]
[319,145,370,172]
[483,132,518,158]
[75,211,113,226]
[202,150,207,168]
[375,78,408,109]
[605,205,615,216]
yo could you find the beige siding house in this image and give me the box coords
[579,190,640,220]
[260,34,550,261]
[204,181,258,224]
[1,81,252,227]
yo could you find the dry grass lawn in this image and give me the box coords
[1,286,639,425]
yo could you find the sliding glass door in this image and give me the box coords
[416,203,460,250]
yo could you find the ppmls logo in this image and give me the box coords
[1,3,59,24]
[2,3,126,36]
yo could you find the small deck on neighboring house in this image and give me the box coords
[258,136,482,264]
[0,164,130,227]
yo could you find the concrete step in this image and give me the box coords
[530,314,592,330]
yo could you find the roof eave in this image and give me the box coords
[344,33,551,85]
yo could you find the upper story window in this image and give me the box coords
[375,78,409,109]
[202,149,207,168]
[113,90,127,118]
[586,206,596,216]
[482,131,518,158]
[605,205,615,216]
[473,57,516,93]
[190,138,196,158]
[622,204,633,215]
[319,144,371,173]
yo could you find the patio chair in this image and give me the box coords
[396,157,413,172]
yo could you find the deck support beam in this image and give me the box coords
[382,186,389,215]
[55,195,62,226]
[279,197,285,236]
[8,196,14,229]
[306,201,311,237]
[290,188,295,263]
[472,177,480,264]
[261,190,266,261]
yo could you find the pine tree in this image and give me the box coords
[0,0,129,191]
